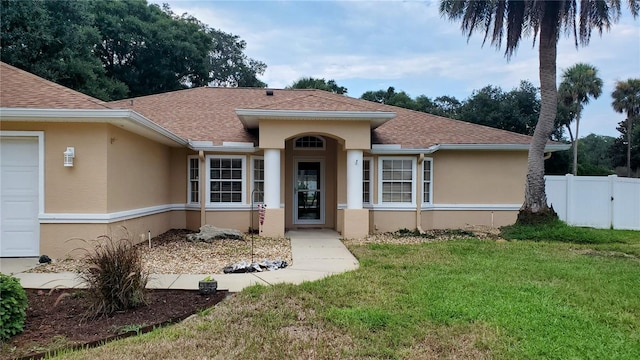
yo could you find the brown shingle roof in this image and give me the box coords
[0,62,109,109]
[109,87,535,148]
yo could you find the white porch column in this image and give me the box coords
[346,149,363,209]
[263,149,281,209]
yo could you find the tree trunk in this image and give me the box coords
[573,108,582,176]
[518,4,560,224]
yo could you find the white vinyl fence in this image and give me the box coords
[545,175,640,230]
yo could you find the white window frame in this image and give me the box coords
[293,135,325,150]
[187,155,200,204]
[423,158,433,205]
[251,156,264,205]
[206,155,246,206]
[378,156,416,207]
[363,157,373,204]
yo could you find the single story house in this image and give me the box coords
[0,62,568,258]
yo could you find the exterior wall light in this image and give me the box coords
[63,147,75,167]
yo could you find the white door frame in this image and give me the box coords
[0,131,45,257]
[293,157,325,225]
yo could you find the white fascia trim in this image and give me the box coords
[1,108,188,147]
[236,109,396,129]
[341,203,520,211]
[423,204,521,211]
[189,144,258,153]
[436,143,570,151]
[39,204,187,224]
[368,143,570,154]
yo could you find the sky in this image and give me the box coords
[149,0,640,138]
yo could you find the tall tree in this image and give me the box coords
[0,0,128,100]
[288,77,347,94]
[611,78,640,176]
[558,63,603,175]
[440,0,638,224]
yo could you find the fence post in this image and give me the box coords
[565,174,574,225]
[608,175,617,229]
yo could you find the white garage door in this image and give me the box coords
[1,136,40,257]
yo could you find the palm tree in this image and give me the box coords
[558,63,603,175]
[440,0,638,223]
[611,78,640,177]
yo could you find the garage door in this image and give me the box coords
[1,136,40,257]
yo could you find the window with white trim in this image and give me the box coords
[252,157,264,203]
[379,157,415,204]
[188,156,199,204]
[363,158,372,203]
[208,156,245,203]
[294,136,325,149]
[423,159,433,204]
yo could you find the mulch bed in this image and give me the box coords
[1,288,229,360]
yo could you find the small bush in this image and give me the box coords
[0,273,28,340]
[77,235,149,318]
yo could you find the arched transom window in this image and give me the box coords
[294,136,325,150]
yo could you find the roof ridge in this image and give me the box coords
[1,62,110,109]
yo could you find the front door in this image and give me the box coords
[294,159,324,224]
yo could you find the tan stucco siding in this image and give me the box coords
[259,120,370,149]
[1,121,109,213]
[371,211,417,233]
[432,151,527,204]
[106,125,174,212]
[421,210,517,229]
[205,211,251,232]
[170,148,190,204]
[40,211,186,258]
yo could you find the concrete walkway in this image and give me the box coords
[1,230,359,292]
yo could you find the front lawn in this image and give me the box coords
[57,227,640,359]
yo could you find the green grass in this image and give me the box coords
[58,226,640,360]
[501,219,640,244]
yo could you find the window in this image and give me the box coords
[252,157,264,203]
[208,156,245,203]
[379,158,415,204]
[423,159,432,204]
[294,136,325,149]
[363,158,372,203]
[188,156,199,204]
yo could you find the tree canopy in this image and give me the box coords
[611,78,640,176]
[558,63,603,175]
[0,0,266,100]
[287,77,347,94]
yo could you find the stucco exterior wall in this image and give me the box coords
[259,120,370,149]
[432,150,527,204]
[421,210,517,229]
[106,125,174,212]
[205,211,252,232]
[40,211,186,258]
[370,211,418,233]
[1,121,109,213]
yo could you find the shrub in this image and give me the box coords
[77,235,149,318]
[0,273,28,340]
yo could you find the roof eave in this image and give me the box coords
[235,109,396,129]
[0,108,188,147]
[369,143,570,154]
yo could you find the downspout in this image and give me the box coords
[199,150,206,227]
[416,153,425,234]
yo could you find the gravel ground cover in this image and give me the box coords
[28,229,293,275]
[28,226,500,275]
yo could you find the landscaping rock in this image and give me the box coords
[186,225,244,242]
